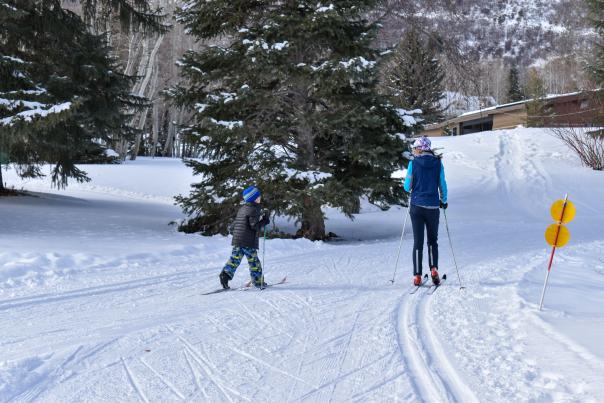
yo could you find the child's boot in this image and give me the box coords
[219,271,231,289]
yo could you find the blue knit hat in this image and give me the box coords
[242,186,261,202]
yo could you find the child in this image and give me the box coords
[219,186,270,289]
[404,136,448,286]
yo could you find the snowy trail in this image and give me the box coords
[2,128,604,401]
[0,244,419,401]
[397,292,448,402]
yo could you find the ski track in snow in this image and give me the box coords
[1,129,604,401]
[395,286,479,403]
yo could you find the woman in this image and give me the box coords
[404,136,448,286]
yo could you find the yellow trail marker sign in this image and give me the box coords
[544,224,570,247]
[550,199,576,224]
[540,194,574,311]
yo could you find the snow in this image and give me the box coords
[194,103,208,113]
[284,169,332,184]
[104,149,119,158]
[0,2,18,11]
[395,108,423,127]
[0,102,71,126]
[310,61,330,71]
[188,66,204,75]
[1,128,604,401]
[179,1,195,12]
[339,56,376,71]
[271,41,289,51]
[401,115,417,127]
[0,88,47,96]
[0,99,46,111]
[316,4,335,13]
[210,118,243,129]
[244,39,289,53]
[307,57,378,73]
[1,55,25,64]
[207,92,236,104]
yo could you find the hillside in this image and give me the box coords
[384,0,592,65]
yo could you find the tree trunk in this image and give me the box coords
[164,107,184,157]
[163,112,174,157]
[116,137,129,160]
[130,106,150,160]
[0,160,4,191]
[129,33,163,160]
[151,102,160,157]
[299,196,326,240]
[130,132,143,160]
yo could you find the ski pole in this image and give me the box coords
[262,223,267,288]
[390,205,410,284]
[443,209,465,290]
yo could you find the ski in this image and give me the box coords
[201,284,249,295]
[409,274,429,294]
[241,276,288,290]
[203,276,287,295]
[427,274,447,295]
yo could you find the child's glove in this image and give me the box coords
[260,210,270,226]
[440,201,448,210]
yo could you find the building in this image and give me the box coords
[422,91,603,137]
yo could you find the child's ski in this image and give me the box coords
[242,276,288,290]
[202,276,287,295]
[201,284,248,295]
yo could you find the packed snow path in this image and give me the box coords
[1,129,603,402]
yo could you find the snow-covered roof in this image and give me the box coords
[425,90,598,131]
[452,91,593,121]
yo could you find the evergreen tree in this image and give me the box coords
[172,0,416,240]
[384,28,445,126]
[525,68,550,127]
[506,66,524,103]
[587,0,604,84]
[586,0,604,127]
[0,0,162,190]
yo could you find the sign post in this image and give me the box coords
[539,194,576,311]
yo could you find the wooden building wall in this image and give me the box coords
[422,126,446,137]
[492,109,527,130]
[544,96,604,127]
